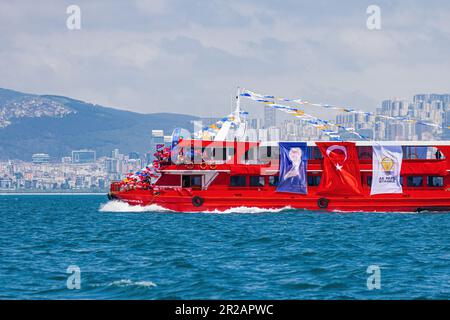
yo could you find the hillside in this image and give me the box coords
[0,88,197,160]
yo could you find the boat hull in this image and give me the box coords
[108,189,450,213]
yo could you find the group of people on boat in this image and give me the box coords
[119,146,172,190]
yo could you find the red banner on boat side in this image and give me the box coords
[316,142,364,196]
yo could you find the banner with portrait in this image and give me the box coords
[276,142,308,194]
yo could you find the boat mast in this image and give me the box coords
[234,86,242,123]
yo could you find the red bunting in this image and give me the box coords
[316,142,363,196]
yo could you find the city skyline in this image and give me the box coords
[1,90,449,162]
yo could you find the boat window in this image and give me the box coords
[244,147,258,164]
[230,175,246,187]
[259,146,278,164]
[182,175,190,188]
[358,146,372,160]
[182,175,202,188]
[307,175,321,186]
[308,147,323,160]
[407,176,423,187]
[367,176,372,186]
[402,146,445,160]
[209,147,227,162]
[250,176,265,187]
[427,176,444,187]
[269,176,279,187]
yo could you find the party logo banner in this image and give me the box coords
[371,144,403,195]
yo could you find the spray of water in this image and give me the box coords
[99,200,173,213]
[99,201,294,214]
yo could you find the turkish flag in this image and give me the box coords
[316,142,363,196]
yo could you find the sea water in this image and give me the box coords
[0,194,450,299]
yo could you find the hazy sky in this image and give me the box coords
[1,0,449,118]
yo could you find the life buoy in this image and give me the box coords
[192,196,204,207]
[317,198,329,209]
[200,162,207,170]
[186,163,194,170]
[209,163,216,170]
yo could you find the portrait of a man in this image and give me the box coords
[276,143,308,194]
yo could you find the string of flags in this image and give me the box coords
[240,90,368,140]
[194,111,249,140]
[240,89,443,137]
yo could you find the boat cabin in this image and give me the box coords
[154,140,450,192]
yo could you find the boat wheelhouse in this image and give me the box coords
[109,140,450,212]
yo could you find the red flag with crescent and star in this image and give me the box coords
[316,142,363,195]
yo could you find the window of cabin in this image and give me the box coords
[182,175,202,189]
[308,146,323,160]
[307,175,321,186]
[407,176,423,187]
[367,176,372,186]
[358,146,372,161]
[230,175,246,187]
[427,176,444,187]
[402,146,445,160]
[244,147,258,164]
[259,146,278,165]
[250,176,265,187]
[210,147,227,162]
[269,176,279,187]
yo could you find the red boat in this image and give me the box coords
[108,139,450,212]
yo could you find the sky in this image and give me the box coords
[0,0,449,118]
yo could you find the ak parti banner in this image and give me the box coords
[316,142,363,196]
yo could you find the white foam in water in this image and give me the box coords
[92,279,157,288]
[99,201,293,214]
[109,279,157,287]
[205,206,294,214]
[99,200,173,213]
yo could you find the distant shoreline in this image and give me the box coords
[0,192,106,195]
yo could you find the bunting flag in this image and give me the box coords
[241,89,443,130]
[316,142,364,196]
[371,144,403,195]
[193,111,248,140]
[240,91,368,140]
[276,142,308,194]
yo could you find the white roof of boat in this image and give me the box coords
[258,140,450,147]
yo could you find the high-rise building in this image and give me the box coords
[128,151,140,160]
[151,129,165,150]
[72,150,96,164]
[264,106,276,128]
[32,153,50,163]
[444,110,450,139]
[248,118,263,130]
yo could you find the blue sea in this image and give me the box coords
[1,194,450,300]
